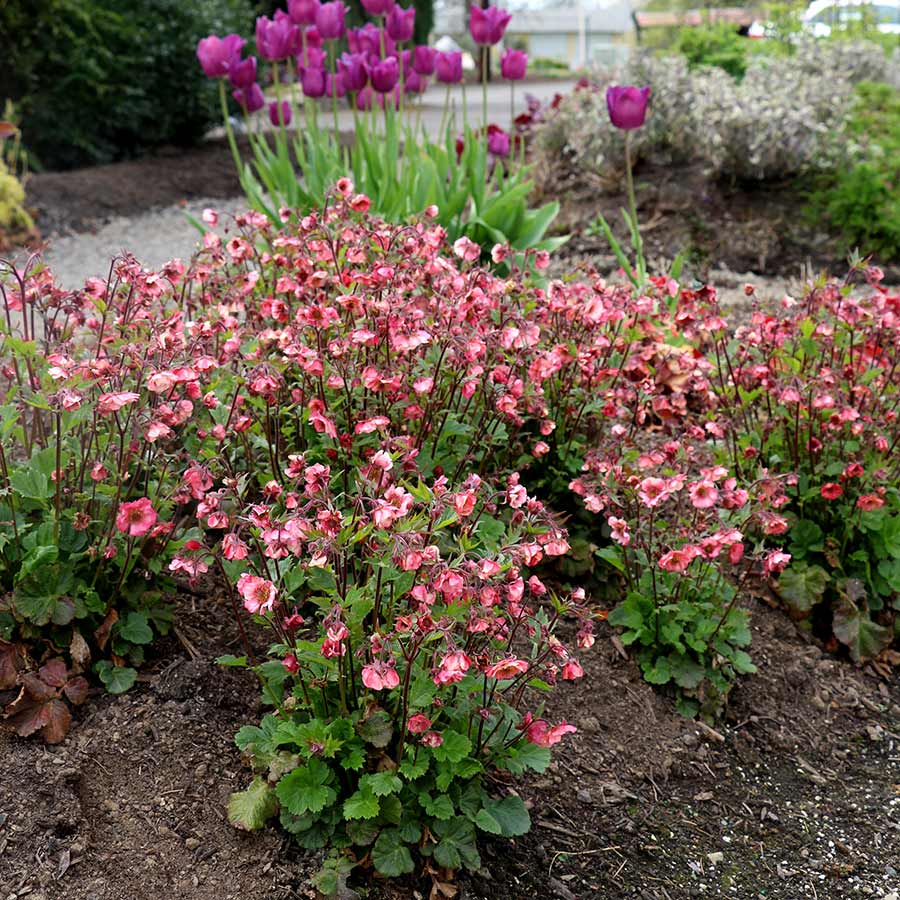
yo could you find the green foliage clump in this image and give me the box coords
[0,160,33,235]
[673,23,751,79]
[807,81,900,259]
[1,0,253,169]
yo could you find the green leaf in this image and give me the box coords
[399,754,429,780]
[95,661,137,695]
[777,563,830,615]
[500,742,551,774]
[117,611,153,645]
[608,594,646,631]
[361,771,402,797]
[276,759,335,816]
[421,792,454,820]
[432,816,480,871]
[357,708,393,748]
[479,795,531,837]
[372,828,415,877]
[346,818,380,846]
[832,596,892,663]
[343,785,380,820]
[642,655,672,685]
[228,777,278,831]
[789,520,824,559]
[217,654,248,667]
[668,654,706,689]
[431,730,471,764]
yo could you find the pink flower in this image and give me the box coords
[223,533,249,560]
[658,547,700,573]
[237,573,278,614]
[763,550,791,575]
[361,660,401,691]
[637,477,669,508]
[525,718,577,747]
[857,494,884,511]
[608,516,630,546]
[561,659,583,680]
[485,657,529,680]
[688,480,719,509]
[452,491,477,517]
[115,498,158,537]
[98,392,140,414]
[820,482,843,500]
[533,441,550,458]
[420,730,443,747]
[434,650,471,686]
[407,714,432,734]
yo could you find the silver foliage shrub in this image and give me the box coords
[534,39,899,182]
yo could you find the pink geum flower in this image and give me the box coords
[820,482,843,500]
[608,516,630,546]
[525,718,577,747]
[485,656,529,680]
[115,498,158,537]
[237,573,278,614]
[361,660,401,691]
[434,650,471,686]
[857,494,885,511]
[407,713,432,733]
[98,391,140,414]
[658,546,701,573]
[688,480,719,509]
[637,476,669,507]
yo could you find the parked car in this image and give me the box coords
[802,0,900,35]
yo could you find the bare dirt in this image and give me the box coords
[2,589,898,900]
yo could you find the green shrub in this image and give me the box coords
[1,0,253,169]
[807,81,900,259]
[673,23,751,79]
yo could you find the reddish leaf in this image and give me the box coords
[41,699,73,744]
[0,641,23,690]
[7,695,50,738]
[20,672,57,703]
[39,658,69,688]
[94,608,118,651]
[63,676,89,706]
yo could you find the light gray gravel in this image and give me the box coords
[34,197,247,290]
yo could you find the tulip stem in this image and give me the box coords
[510,81,514,133]
[219,80,242,173]
[329,46,340,137]
[482,66,488,129]
[624,131,644,283]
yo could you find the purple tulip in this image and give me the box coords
[606,85,650,131]
[435,50,463,84]
[316,2,347,40]
[361,0,395,15]
[356,86,376,110]
[339,52,370,92]
[197,34,245,78]
[256,14,301,61]
[500,48,527,81]
[412,45,436,75]
[288,0,321,25]
[298,45,326,69]
[305,26,324,48]
[469,4,511,46]
[228,56,258,89]
[404,70,428,94]
[385,5,415,42]
[269,100,293,126]
[301,66,328,98]
[329,72,348,97]
[232,82,265,113]
[347,23,391,57]
[370,56,399,93]
[487,125,510,157]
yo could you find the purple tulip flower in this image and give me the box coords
[197,34,245,78]
[339,52,370,92]
[469,4,511,46]
[228,56,258,89]
[435,50,463,84]
[301,66,328,98]
[232,82,265,112]
[269,100,293,126]
[288,0,321,25]
[404,70,428,94]
[370,56,400,93]
[256,14,301,61]
[606,85,650,131]
[487,125,510,157]
[385,5,415,42]
[316,2,347,40]
[412,45,436,75]
[347,23,392,57]
[326,72,347,98]
[361,0,395,15]
[500,48,527,81]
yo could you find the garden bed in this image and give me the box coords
[2,590,898,900]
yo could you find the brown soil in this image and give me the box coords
[2,589,898,900]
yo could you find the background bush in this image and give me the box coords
[1,0,253,169]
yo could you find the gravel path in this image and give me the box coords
[34,197,246,290]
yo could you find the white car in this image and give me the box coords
[802,0,900,35]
